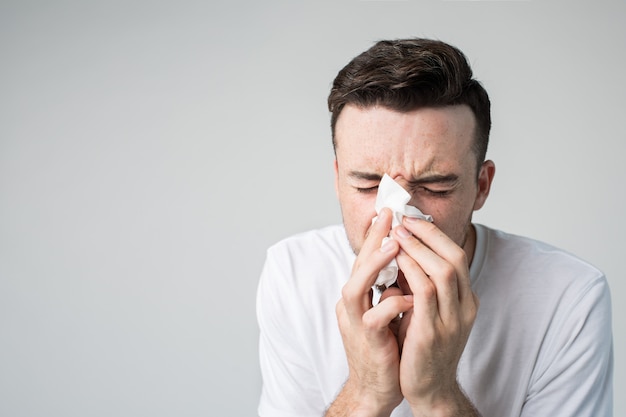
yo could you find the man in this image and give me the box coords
[257,38,613,416]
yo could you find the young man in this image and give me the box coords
[257,38,613,417]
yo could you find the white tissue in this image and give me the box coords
[372,174,433,289]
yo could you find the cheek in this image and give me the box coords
[418,198,462,225]
[417,200,448,222]
[340,189,375,216]
[427,198,474,244]
[339,193,377,251]
[346,197,376,229]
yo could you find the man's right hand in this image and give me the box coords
[327,208,414,417]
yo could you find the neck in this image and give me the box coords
[463,223,477,267]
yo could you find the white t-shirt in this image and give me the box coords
[257,224,613,417]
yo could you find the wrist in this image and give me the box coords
[407,384,479,417]
[326,378,399,417]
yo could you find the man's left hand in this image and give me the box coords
[391,217,480,416]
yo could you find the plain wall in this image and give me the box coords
[1,0,624,415]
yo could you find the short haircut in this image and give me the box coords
[328,38,491,172]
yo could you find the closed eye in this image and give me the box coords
[356,186,379,194]
[421,187,452,197]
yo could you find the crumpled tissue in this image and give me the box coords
[372,174,433,290]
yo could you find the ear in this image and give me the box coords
[334,159,340,199]
[473,160,495,211]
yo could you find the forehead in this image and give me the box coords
[334,104,476,176]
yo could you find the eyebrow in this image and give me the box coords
[348,171,382,181]
[408,174,459,186]
[348,171,459,185]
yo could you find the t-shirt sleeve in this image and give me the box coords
[256,245,326,417]
[521,275,613,417]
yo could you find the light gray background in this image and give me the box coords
[1,1,624,416]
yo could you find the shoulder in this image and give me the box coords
[467,225,613,417]
[473,224,609,317]
[269,224,350,251]
[476,224,605,283]
[266,224,353,268]
[259,224,353,306]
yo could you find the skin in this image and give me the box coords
[326,104,495,417]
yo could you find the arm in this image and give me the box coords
[521,275,613,416]
[257,246,326,416]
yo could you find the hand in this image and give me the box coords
[331,208,414,416]
[391,217,480,415]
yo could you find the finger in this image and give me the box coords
[342,208,399,322]
[392,226,460,322]
[395,249,439,323]
[402,218,473,301]
[360,207,395,255]
[362,294,414,348]
[381,286,410,337]
[379,285,404,303]
[396,308,413,352]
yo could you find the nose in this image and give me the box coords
[386,174,418,206]
[390,174,411,193]
[391,174,406,186]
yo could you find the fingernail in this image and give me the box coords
[396,226,411,238]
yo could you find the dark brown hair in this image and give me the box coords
[328,38,491,171]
